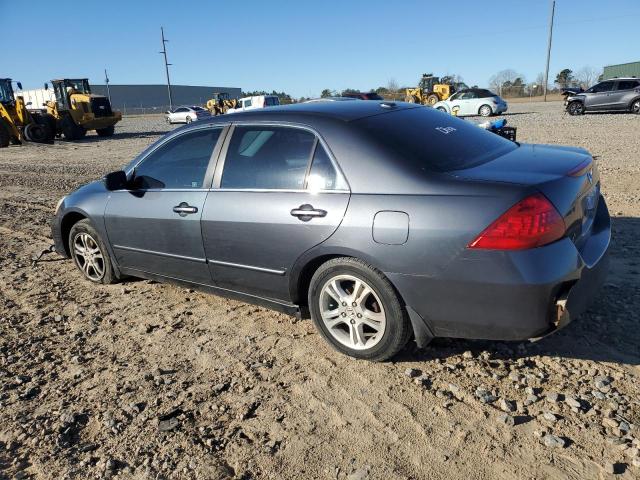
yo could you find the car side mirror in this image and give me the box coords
[104,170,127,191]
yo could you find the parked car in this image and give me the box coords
[51,101,610,362]
[166,106,211,124]
[227,95,280,113]
[433,88,508,117]
[565,78,640,115]
[342,92,384,101]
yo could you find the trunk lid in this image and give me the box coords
[450,144,600,250]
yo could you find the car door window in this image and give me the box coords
[244,99,252,108]
[461,91,477,100]
[221,126,315,190]
[306,143,348,191]
[617,80,639,91]
[590,82,614,93]
[133,128,221,190]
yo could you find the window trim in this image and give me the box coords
[212,121,350,193]
[124,123,230,192]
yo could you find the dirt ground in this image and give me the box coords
[1,102,639,480]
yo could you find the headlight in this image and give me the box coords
[54,196,66,214]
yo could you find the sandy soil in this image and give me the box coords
[1,102,639,480]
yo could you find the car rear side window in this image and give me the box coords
[355,107,517,172]
[306,143,348,191]
[221,126,315,189]
[133,128,221,189]
[617,80,639,90]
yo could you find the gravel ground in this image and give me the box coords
[0,102,639,480]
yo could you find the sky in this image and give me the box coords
[2,0,639,98]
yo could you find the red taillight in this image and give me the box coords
[468,194,566,250]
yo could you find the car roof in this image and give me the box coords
[201,100,418,123]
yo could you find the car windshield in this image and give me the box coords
[355,107,517,172]
[65,79,90,94]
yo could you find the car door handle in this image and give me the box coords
[173,202,198,216]
[290,204,327,221]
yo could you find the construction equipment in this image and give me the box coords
[206,92,239,115]
[0,78,55,148]
[405,73,457,106]
[44,79,121,140]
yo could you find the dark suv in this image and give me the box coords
[565,78,640,115]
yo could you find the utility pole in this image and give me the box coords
[104,69,112,104]
[543,0,556,102]
[160,27,173,110]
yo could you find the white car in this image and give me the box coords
[433,89,508,117]
[227,95,280,113]
[166,106,211,124]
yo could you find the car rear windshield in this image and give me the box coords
[355,107,517,172]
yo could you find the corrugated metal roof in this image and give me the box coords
[603,61,640,79]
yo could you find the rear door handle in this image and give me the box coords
[290,204,327,222]
[173,202,198,217]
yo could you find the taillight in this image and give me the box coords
[468,193,566,250]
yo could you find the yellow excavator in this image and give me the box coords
[45,78,121,140]
[0,78,55,148]
[405,73,457,106]
[206,92,239,115]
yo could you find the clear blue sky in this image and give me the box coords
[2,0,639,97]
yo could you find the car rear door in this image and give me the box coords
[201,123,350,301]
[612,80,640,110]
[104,125,226,284]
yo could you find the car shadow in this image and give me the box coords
[62,131,168,143]
[395,216,640,366]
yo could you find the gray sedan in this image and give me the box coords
[51,102,610,361]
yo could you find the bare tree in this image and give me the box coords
[386,78,399,93]
[576,66,601,89]
[488,69,522,96]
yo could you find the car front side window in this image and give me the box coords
[220,126,316,190]
[591,82,614,93]
[132,128,221,190]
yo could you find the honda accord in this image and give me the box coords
[51,101,610,361]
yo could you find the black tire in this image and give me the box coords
[38,113,57,142]
[479,104,493,117]
[24,122,52,143]
[96,125,115,137]
[631,99,640,114]
[61,115,87,140]
[426,94,439,106]
[567,101,585,116]
[308,257,411,362]
[0,120,11,148]
[69,219,117,284]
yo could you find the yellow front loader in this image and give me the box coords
[405,74,456,106]
[206,92,238,115]
[45,78,121,140]
[0,78,55,148]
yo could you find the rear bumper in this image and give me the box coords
[389,196,610,341]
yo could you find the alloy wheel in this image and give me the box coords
[319,274,386,350]
[479,105,492,117]
[73,233,105,281]
[632,100,640,114]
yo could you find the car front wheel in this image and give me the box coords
[567,101,585,115]
[479,104,493,117]
[308,257,411,361]
[69,219,116,284]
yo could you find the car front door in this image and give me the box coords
[446,91,464,115]
[104,125,226,284]
[584,81,615,109]
[459,90,478,115]
[201,124,350,302]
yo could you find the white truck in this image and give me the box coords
[227,95,280,113]
[17,88,55,113]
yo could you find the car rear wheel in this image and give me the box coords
[631,99,640,114]
[185,116,192,124]
[567,101,585,116]
[479,104,493,117]
[69,219,116,284]
[308,257,411,361]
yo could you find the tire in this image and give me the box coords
[631,99,640,114]
[61,116,86,140]
[426,94,439,106]
[166,116,172,124]
[436,107,447,112]
[69,219,116,284]
[404,94,416,103]
[0,120,10,148]
[567,101,585,116]
[38,113,57,142]
[479,104,493,117]
[96,125,115,137]
[24,122,52,143]
[308,257,411,362]
[185,116,192,124]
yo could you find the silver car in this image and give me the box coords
[166,106,211,124]
[433,89,508,117]
[565,78,640,115]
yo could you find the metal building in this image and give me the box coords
[602,61,640,80]
[90,84,242,114]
